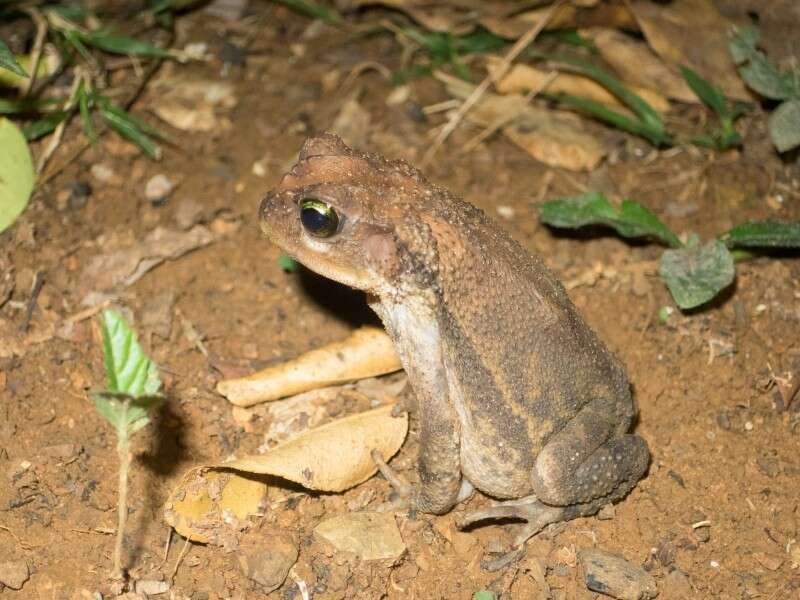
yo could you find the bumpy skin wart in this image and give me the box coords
[259,134,649,537]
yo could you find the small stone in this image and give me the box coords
[496,205,515,219]
[597,503,616,520]
[716,410,731,430]
[662,568,692,599]
[693,526,710,543]
[237,529,298,593]
[134,579,169,595]
[756,456,781,478]
[580,548,658,600]
[43,443,79,460]
[145,174,176,203]
[744,421,754,431]
[68,181,92,210]
[0,560,29,590]
[90,163,121,186]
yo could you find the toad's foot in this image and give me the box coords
[456,495,567,550]
[372,450,474,513]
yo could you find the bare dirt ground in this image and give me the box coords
[1,3,799,599]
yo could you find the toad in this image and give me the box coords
[259,134,649,548]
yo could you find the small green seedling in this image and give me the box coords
[539,192,800,310]
[472,591,497,600]
[91,310,164,578]
[680,66,748,149]
[730,27,800,153]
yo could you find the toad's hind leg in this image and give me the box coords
[458,397,649,548]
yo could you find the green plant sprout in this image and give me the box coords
[91,310,164,579]
[680,66,748,149]
[730,27,800,153]
[539,192,800,310]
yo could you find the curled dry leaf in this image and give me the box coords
[481,2,636,40]
[489,58,670,114]
[163,468,269,545]
[165,404,407,542]
[315,512,406,560]
[82,225,215,290]
[217,326,401,407]
[629,0,749,100]
[224,404,408,492]
[587,28,695,104]
[439,72,604,171]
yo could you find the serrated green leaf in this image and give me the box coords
[721,220,800,248]
[0,118,35,233]
[768,99,800,153]
[539,192,682,248]
[659,239,735,309]
[99,309,161,397]
[0,38,27,78]
[81,31,173,58]
[681,66,727,117]
[473,592,496,600]
[91,392,162,436]
[729,27,797,101]
[21,111,69,141]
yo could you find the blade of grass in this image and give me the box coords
[680,66,727,116]
[77,84,96,144]
[0,98,59,114]
[99,103,161,159]
[21,111,68,140]
[0,38,27,77]
[81,30,173,58]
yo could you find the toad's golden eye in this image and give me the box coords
[299,198,339,238]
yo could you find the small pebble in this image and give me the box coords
[145,174,176,204]
[90,163,119,185]
[0,560,29,590]
[496,205,515,219]
[710,560,720,568]
[744,421,754,431]
[580,548,657,600]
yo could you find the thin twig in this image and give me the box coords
[20,271,44,333]
[170,537,192,583]
[22,8,49,98]
[36,70,84,174]
[420,0,564,167]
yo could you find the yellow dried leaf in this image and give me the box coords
[224,404,408,492]
[164,468,268,544]
[217,326,401,407]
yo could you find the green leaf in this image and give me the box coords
[680,66,727,117]
[553,93,670,146]
[0,38,27,77]
[99,309,162,397]
[99,102,161,159]
[473,592,496,600]
[768,99,800,153]
[659,239,735,309]
[0,118,35,233]
[91,392,163,437]
[21,111,69,141]
[80,31,173,58]
[721,220,800,248]
[278,254,299,272]
[539,192,682,248]
[0,98,60,114]
[729,27,798,101]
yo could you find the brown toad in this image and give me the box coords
[259,134,649,547]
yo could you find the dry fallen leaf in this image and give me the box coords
[629,0,749,100]
[587,28,695,104]
[164,405,408,542]
[163,468,269,545]
[217,326,401,407]
[83,225,215,290]
[315,512,406,560]
[489,59,671,114]
[439,72,605,171]
[224,404,408,492]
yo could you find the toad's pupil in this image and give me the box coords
[300,199,338,237]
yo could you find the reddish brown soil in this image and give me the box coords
[1,5,799,599]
